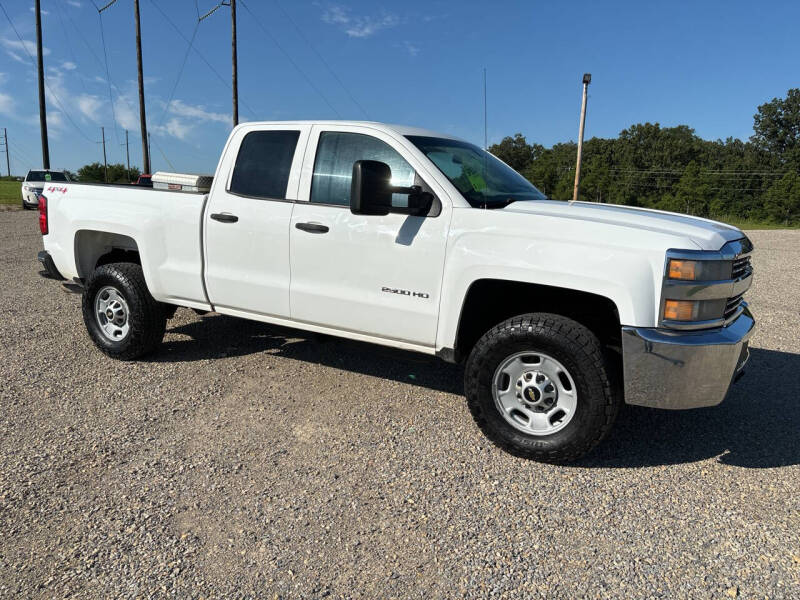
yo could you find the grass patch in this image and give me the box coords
[0,181,21,205]
[715,215,800,230]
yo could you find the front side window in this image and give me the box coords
[311,132,416,206]
[230,130,300,199]
[406,136,546,208]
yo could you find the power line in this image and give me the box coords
[95,4,122,149]
[607,168,788,176]
[0,1,97,144]
[53,0,90,96]
[157,22,201,129]
[66,1,179,171]
[269,0,370,118]
[147,0,258,118]
[239,0,342,117]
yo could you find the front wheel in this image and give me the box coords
[464,313,618,463]
[82,262,166,360]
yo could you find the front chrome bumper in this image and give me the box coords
[621,307,754,409]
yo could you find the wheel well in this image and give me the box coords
[74,230,140,280]
[454,279,621,361]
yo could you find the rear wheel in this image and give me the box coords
[82,262,166,359]
[464,313,618,463]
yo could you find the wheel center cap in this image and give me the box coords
[524,386,540,402]
[106,309,114,319]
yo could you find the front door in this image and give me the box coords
[289,125,450,347]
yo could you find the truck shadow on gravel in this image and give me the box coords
[581,347,800,469]
[153,313,465,395]
[154,314,798,469]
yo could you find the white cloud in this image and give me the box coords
[153,118,192,141]
[61,61,77,70]
[0,91,14,115]
[76,94,104,122]
[147,99,230,141]
[403,41,420,56]
[114,96,139,131]
[2,38,50,63]
[167,99,229,124]
[66,1,83,7]
[322,5,401,38]
[30,7,50,15]
[322,6,349,25]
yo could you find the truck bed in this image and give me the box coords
[42,182,211,310]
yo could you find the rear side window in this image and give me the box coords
[229,130,300,199]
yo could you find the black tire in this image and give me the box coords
[82,262,166,360]
[464,313,618,463]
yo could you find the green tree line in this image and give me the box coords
[75,163,141,184]
[489,88,800,225]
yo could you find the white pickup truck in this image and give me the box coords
[36,121,754,462]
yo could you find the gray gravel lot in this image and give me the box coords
[1,209,798,598]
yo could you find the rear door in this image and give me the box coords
[204,124,310,317]
[289,125,450,347]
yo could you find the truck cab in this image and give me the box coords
[36,121,754,462]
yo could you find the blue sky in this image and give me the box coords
[0,0,798,175]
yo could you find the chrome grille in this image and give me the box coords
[724,293,745,320]
[731,255,752,280]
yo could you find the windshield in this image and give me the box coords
[406,135,546,208]
[26,170,68,183]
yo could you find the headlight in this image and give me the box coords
[663,299,727,322]
[23,185,31,191]
[667,259,732,281]
[661,238,754,330]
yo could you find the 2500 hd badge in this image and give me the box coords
[382,286,430,299]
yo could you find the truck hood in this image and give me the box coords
[502,200,743,250]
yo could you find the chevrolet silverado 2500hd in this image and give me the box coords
[36,121,754,462]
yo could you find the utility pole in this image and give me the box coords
[147,132,152,172]
[483,68,487,150]
[134,0,150,174]
[572,73,591,203]
[101,127,108,182]
[230,0,238,127]
[35,0,50,169]
[124,130,131,181]
[2,128,9,176]
[200,1,238,127]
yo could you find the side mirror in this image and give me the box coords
[350,160,392,216]
[403,186,435,217]
[350,160,436,217]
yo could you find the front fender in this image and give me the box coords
[435,210,685,352]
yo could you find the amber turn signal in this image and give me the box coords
[663,299,697,321]
[668,259,697,280]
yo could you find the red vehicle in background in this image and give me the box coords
[134,174,152,187]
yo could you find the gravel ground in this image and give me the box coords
[0,209,798,599]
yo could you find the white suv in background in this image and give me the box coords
[21,169,70,210]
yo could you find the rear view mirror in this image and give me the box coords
[351,160,392,216]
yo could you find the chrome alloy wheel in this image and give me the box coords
[492,351,578,436]
[94,286,131,341]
